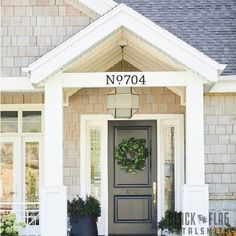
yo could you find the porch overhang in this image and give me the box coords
[22,3,226,85]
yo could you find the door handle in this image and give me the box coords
[153,182,157,204]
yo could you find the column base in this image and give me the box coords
[182,184,209,236]
[40,186,67,236]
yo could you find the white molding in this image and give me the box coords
[80,114,184,236]
[209,80,236,93]
[219,75,236,81]
[0,104,44,109]
[65,0,99,19]
[62,71,191,88]
[63,88,80,106]
[167,87,186,105]
[22,4,225,84]
[78,0,117,15]
[0,77,43,92]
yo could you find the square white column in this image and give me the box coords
[182,77,209,236]
[40,76,67,236]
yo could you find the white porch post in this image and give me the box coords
[183,77,209,235]
[41,76,67,236]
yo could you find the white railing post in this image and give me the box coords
[0,202,40,235]
[41,76,67,236]
[182,77,209,235]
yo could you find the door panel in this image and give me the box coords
[108,120,157,235]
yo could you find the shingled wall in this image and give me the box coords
[1,0,92,77]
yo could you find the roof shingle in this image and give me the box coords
[115,0,236,75]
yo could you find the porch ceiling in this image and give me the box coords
[64,28,185,73]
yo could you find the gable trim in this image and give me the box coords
[22,4,226,84]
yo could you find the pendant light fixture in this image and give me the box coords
[107,41,139,118]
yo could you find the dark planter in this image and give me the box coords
[70,216,98,236]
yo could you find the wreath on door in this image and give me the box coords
[114,137,148,174]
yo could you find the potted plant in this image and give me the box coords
[68,195,101,236]
[210,224,236,236]
[0,213,26,236]
[158,210,182,236]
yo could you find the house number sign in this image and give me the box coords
[106,74,146,86]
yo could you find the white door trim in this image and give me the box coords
[80,114,184,236]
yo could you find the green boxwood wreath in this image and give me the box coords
[114,137,149,174]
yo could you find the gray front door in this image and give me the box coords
[108,120,157,235]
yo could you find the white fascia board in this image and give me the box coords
[23,4,225,84]
[209,75,236,93]
[78,0,117,15]
[219,75,236,81]
[0,77,42,92]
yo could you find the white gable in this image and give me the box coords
[22,4,225,84]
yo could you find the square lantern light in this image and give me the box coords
[107,88,139,118]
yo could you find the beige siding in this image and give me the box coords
[1,92,44,103]
[204,93,236,199]
[1,0,92,77]
[204,93,236,225]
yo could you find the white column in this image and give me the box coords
[40,76,67,236]
[182,77,209,236]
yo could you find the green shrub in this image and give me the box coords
[158,210,182,234]
[68,195,101,219]
[0,213,26,236]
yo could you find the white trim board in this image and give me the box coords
[1,76,236,93]
[22,4,225,84]
[80,114,184,236]
[210,81,236,93]
[62,71,192,88]
[0,77,43,92]
[78,0,117,15]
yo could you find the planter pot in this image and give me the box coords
[70,216,98,236]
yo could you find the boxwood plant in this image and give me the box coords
[158,210,182,234]
[67,195,101,219]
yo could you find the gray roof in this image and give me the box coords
[115,0,236,75]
